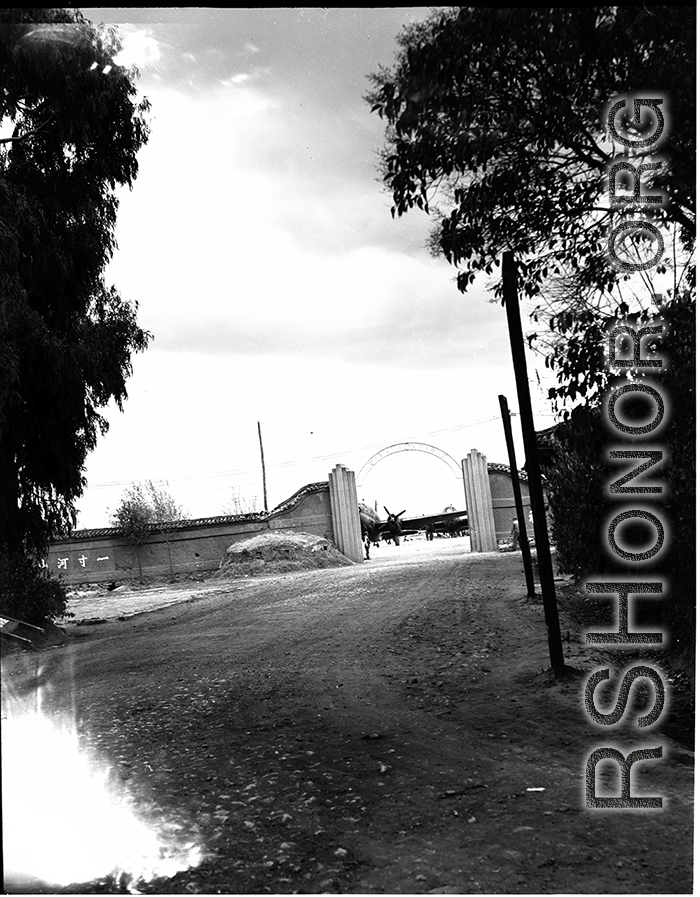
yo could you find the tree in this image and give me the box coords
[367,7,694,409]
[110,483,151,583]
[144,479,186,528]
[111,481,186,582]
[367,7,694,310]
[144,479,187,580]
[0,9,151,567]
[368,7,695,655]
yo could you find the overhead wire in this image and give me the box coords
[84,411,556,490]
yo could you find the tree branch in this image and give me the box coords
[0,115,55,145]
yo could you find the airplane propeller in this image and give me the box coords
[384,506,406,519]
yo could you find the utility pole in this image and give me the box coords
[498,394,537,600]
[257,421,268,512]
[502,251,566,677]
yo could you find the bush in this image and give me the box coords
[547,406,608,581]
[656,292,696,656]
[0,551,71,625]
[547,295,695,658]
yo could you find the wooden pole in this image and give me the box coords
[498,395,537,599]
[257,421,268,512]
[502,252,566,677]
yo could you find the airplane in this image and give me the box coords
[399,509,470,540]
[359,503,405,559]
[359,503,469,558]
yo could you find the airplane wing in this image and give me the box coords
[399,510,469,534]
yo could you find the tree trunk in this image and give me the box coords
[166,531,174,580]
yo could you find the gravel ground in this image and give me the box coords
[2,538,694,895]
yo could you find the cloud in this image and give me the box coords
[112,167,502,369]
[99,12,437,260]
[107,79,502,373]
[97,9,425,97]
[149,247,503,371]
[69,8,561,530]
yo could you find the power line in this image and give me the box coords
[271,413,510,471]
[83,411,556,490]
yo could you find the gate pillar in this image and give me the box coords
[328,464,364,563]
[462,449,498,552]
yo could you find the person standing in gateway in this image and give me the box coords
[510,517,520,551]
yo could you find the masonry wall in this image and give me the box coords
[488,466,535,542]
[47,483,334,585]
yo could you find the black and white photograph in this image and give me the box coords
[1,7,695,894]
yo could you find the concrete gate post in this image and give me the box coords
[462,449,498,552]
[328,464,364,563]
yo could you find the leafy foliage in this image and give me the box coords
[0,9,151,559]
[368,6,695,415]
[368,9,695,656]
[546,297,695,653]
[111,481,186,537]
[143,480,187,530]
[546,407,607,582]
[653,295,696,653]
[0,549,70,624]
[111,482,187,581]
[367,6,694,308]
[111,483,151,544]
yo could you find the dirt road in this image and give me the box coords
[2,539,694,894]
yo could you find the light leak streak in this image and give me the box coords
[2,669,201,892]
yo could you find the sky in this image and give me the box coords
[73,7,559,528]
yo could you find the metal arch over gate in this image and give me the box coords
[357,442,463,487]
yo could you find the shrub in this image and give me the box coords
[0,551,71,625]
[547,405,608,582]
[547,295,695,658]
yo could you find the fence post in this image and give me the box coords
[498,394,537,598]
[502,251,566,677]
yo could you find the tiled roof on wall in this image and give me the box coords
[52,481,331,544]
[487,462,529,483]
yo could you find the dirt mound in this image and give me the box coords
[215,531,354,578]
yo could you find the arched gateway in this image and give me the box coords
[326,444,534,561]
[357,442,462,487]
[351,443,533,554]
